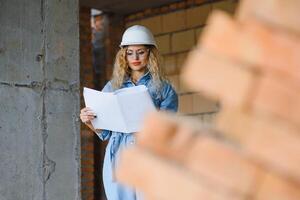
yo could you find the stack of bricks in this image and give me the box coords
[125,0,239,124]
[116,0,300,199]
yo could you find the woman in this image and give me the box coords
[80,25,178,200]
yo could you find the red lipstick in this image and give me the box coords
[131,61,141,66]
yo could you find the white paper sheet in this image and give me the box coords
[83,85,156,133]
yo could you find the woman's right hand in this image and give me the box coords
[80,107,97,124]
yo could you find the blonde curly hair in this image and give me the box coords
[111,45,167,90]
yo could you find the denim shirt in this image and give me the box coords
[96,72,178,200]
[97,71,178,141]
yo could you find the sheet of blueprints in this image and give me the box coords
[83,85,156,133]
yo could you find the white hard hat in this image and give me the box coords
[91,9,102,16]
[120,25,157,47]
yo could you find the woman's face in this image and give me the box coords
[126,45,149,72]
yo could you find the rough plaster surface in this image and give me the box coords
[0,0,81,199]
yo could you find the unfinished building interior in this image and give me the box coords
[1,0,299,200]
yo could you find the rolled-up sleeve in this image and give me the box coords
[96,81,113,141]
[159,83,178,112]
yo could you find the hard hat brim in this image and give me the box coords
[120,42,157,48]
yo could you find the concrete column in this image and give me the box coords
[0,0,80,200]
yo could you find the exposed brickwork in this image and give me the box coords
[79,7,96,200]
[124,0,236,23]
[80,7,106,200]
[105,14,125,80]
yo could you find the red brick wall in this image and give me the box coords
[105,14,125,79]
[80,6,106,200]
[80,6,124,200]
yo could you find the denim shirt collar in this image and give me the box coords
[124,71,151,85]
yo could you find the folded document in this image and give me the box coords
[83,85,156,133]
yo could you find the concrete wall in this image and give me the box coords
[0,0,80,200]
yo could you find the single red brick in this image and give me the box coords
[116,147,239,200]
[253,74,300,129]
[137,112,179,158]
[237,0,300,34]
[186,136,262,195]
[202,11,300,85]
[216,108,300,183]
[182,48,255,107]
[81,166,94,173]
[137,112,203,163]
[82,180,95,188]
[81,158,94,166]
[256,173,300,200]
[81,144,94,152]
[81,172,94,180]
